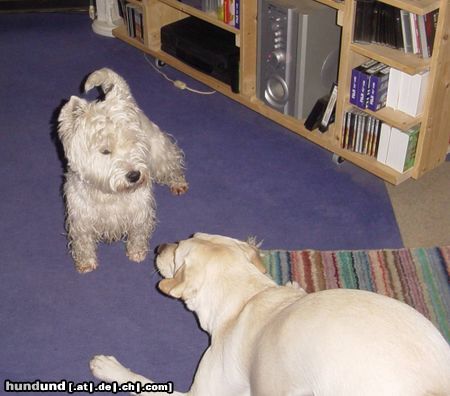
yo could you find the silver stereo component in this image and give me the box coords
[257,0,341,119]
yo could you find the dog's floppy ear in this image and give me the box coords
[158,240,198,300]
[158,266,187,299]
[158,264,199,300]
[58,96,88,141]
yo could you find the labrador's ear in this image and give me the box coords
[158,265,187,299]
[158,240,199,300]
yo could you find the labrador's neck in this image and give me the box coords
[190,271,275,335]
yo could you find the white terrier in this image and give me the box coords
[58,68,188,273]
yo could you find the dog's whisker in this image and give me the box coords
[150,267,163,278]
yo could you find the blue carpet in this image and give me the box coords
[0,13,402,394]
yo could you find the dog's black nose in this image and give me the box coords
[126,170,141,183]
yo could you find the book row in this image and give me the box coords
[350,60,429,117]
[342,109,419,173]
[354,0,439,59]
[118,1,144,43]
[181,0,240,28]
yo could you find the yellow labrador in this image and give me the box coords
[90,233,450,396]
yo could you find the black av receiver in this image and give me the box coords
[161,16,240,93]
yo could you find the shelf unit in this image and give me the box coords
[113,0,450,185]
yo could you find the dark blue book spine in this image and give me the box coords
[367,68,390,111]
[368,75,379,110]
[357,71,370,109]
[350,68,360,106]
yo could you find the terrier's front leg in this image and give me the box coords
[169,177,189,196]
[70,232,98,273]
[126,227,152,263]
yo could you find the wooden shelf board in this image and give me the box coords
[157,0,239,34]
[351,43,430,75]
[334,149,414,184]
[364,106,421,131]
[315,0,345,11]
[378,0,440,15]
[246,100,413,185]
[113,24,149,51]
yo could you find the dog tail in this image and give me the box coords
[84,68,133,101]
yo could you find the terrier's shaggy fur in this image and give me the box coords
[58,68,188,273]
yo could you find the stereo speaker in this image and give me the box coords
[257,0,341,119]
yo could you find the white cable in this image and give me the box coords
[144,54,216,95]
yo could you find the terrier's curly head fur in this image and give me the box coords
[58,76,151,194]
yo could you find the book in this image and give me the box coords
[397,70,430,116]
[125,4,135,37]
[417,14,429,58]
[223,0,231,24]
[409,12,421,54]
[393,7,404,50]
[216,0,224,21]
[133,6,144,42]
[385,125,420,172]
[341,109,382,157]
[341,110,350,148]
[351,61,376,108]
[355,61,385,109]
[350,61,378,106]
[367,65,390,111]
[358,112,368,153]
[319,83,338,133]
[430,9,439,56]
[118,0,126,19]
[353,1,439,58]
[354,0,376,44]
[376,122,392,164]
[200,0,238,25]
[400,10,413,53]
[124,3,144,40]
[371,118,382,156]
[304,97,328,131]
[385,67,402,109]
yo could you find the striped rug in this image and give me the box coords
[262,246,450,342]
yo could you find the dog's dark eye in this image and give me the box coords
[101,149,111,155]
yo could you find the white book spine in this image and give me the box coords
[376,123,392,164]
[409,13,419,54]
[397,72,411,114]
[397,71,429,116]
[386,68,402,110]
[386,127,409,173]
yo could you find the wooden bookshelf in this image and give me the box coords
[113,0,450,184]
[350,43,430,75]
[378,0,440,15]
